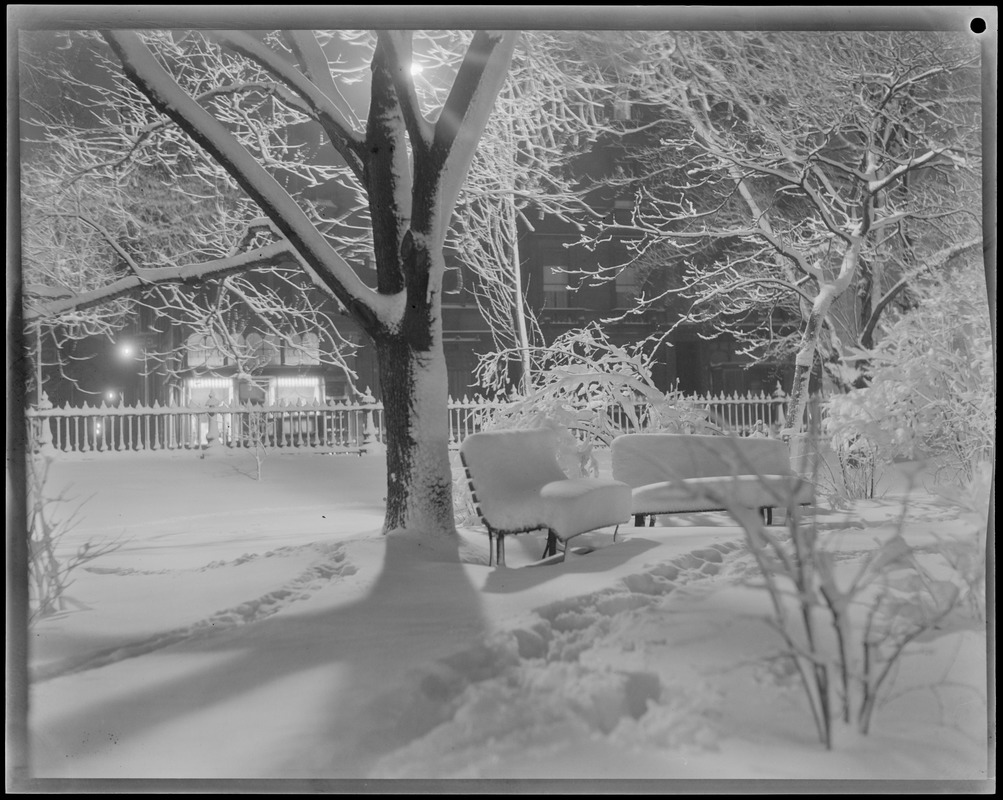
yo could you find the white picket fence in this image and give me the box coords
[25,390,807,457]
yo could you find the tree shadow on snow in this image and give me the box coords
[29,532,490,780]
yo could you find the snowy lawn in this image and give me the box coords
[24,448,990,783]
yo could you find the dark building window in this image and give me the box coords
[444,341,482,399]
[614,263,642,308]
[442,265,464,296]
[543,265,570,309]
[674,341,705,394]
[535,235,574,310]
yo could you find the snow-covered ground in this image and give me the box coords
[21,448,991,785]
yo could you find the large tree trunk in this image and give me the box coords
[376,333,456,535]
[782,284,837,440]
[783,239,861,439]
[371,220,457,536]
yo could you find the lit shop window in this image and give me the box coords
[186,376,234,406]
[275,375,323,405]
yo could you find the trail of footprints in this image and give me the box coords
[32,542,356,683]
[369,539,747,773]
[40,535,748,765]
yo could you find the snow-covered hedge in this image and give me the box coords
[824,266,993,487]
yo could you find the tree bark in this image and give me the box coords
[371,226,455,536]
[506,198,532,394]
[782,285,835,440]
[375,334,455,535]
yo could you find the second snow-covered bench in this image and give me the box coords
[611,433,815,527]
[459,429,632,566]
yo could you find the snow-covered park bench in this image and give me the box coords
[459,429,632,567]
[611,433,815,527]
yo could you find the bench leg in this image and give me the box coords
[543,529,559,559]
[760,507,773,526]
[649,515,656,527]
[496,533,506,567]
[634,514,645,527]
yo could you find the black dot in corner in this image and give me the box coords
[970,18,986,34]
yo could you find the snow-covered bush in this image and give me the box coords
[824,267,993,488]
[927,460,991,623]
[478,324,718,473]
[714,448,985,748]
[244,408,269,481]
[27,456,121,623]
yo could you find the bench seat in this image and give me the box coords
[612,433,814,526]
[460,429,631,566]
[631,474,815,515]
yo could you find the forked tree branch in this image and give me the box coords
[102,30,401,336]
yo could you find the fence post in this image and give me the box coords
[33,392,55,454]
[361,406,385,456]
[773,384,789,440]
[204,390,221,455]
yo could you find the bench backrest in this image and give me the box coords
[611,433,793,488]
[460,429,567,519]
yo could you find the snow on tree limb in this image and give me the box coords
[25,242,294,321]
[102,30,403,334]
[365,42,414,296]
[282,31,362,132]
[866,149,947,196]
[860,237,982,347]
[433,31,519,247]
[375,31,434,153]
[695,276,816,308]
[210,30,367,180]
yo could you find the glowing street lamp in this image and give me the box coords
[116,339,150,406]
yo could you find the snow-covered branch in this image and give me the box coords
[375,31,434,153]
[860,237,982,347]
[210,30,366,179]
[282,31,361,130]
[25,242,294,321]
[103,29,401,333]
[432,31,519,242]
